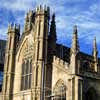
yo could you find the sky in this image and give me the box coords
[0,0,100,56]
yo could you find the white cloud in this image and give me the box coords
[0,0,36,12]
[0,27,7,40]
[89,3,100,14]
[79,22,100,29]
[0,0,100,54]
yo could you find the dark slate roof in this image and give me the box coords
[56,43,100,64]
[56,44,70,63]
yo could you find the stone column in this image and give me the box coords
[67,76,83,100]
[75,76,83,100]
[67,76,75,100]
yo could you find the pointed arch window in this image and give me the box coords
[21,59,32,91]
[53,80,66,100]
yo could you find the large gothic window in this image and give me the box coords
[53,80,66,100]
[21,59,32,91]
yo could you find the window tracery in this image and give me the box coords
[21,59,32,91]
[53,80,66,100]
[20,37,34,91]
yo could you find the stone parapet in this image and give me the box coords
[53,56,69,69]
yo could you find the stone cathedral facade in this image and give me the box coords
[0,5,100,100]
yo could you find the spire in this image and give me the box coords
[93,37,98,57]
[48,13,57,55]
[49,13,57,42]
[70,25,79,74]
[71,25,79,54]
[93,37,98,72]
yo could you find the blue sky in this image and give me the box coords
[0,0,100,56]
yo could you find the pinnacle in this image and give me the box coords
[73,25,77,34]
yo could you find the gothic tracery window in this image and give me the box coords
[53,80,66,100]
[21,59,32,91]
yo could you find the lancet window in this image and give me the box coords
[21,59,32,90]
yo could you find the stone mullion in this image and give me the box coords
[31,61,35,100]
[24,60,26,90]
[28,59,30,89]
[32,63,38,100]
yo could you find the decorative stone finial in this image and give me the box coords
[36,5,50,12]
[8,23,12,30]
[8,23,13,33]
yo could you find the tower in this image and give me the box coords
[2,24,20,100]
[93,37,98,72]
[32,5,50,100]
[70,25,79,74]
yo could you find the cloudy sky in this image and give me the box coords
[0,0,100,56]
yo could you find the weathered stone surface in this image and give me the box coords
[0,5,100,100]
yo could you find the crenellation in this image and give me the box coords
[36,5,50,14]
[64,62,69,69]
[53,56,69,68]
[8,23,20,34]
[27,10,34,21]
[28,10,33,17]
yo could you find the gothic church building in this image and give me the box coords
[0,5,100,100]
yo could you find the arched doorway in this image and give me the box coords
[53,80,66,100]
[85,87,97,100]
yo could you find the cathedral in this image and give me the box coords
[0,5,100,100]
